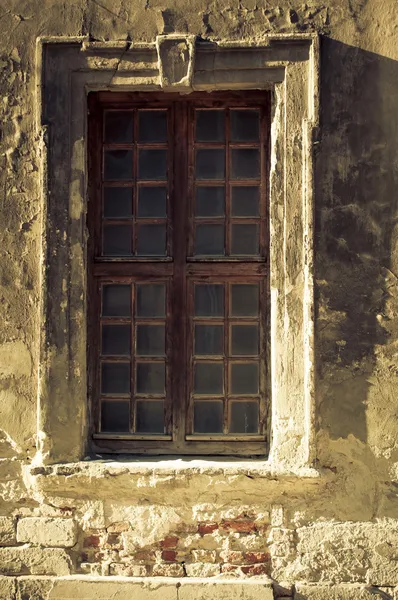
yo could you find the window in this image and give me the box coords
[88,91,271,455]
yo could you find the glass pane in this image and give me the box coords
[231,149,260,180]
[195,224,225,256]
[231,325,259,356]
[196,187,225,217]
[101,362,130,394]
[231,284,259,316]
[104,111,134,143]
[136,400,164,433]
[103,224,132,256]
[231,187,259,217]
[138,149,167,180]
[231,362,259,394]
[196,149,225,180]
[196,110,225,142]
[136,325,165,356]
[231,224,259,256]
[138,187,167,218]
[139,110,167,143]
[195,325,224,356]
[104,150,133,180]
[136,362,165,394]
[101,400,130,432]
[102,284,131,317]
[230,110,260,142]
[137,284,165,317]
[194,362,223,394]
[137,224,166,256]
[195,284,224,317]
[230,401,259,434]
[104,187,133,218]
[102,324,131,356]
[194,401,223,433]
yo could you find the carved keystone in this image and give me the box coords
[156,35,195,90]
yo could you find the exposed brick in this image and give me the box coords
[17,517,76,548]
[220,550,244,564]
[221,520,257,533]
[0,518,16,546]
[161,550,177,562]
[104,533,122,550]
[83,535,101,548]
[241,563,270,576]
[152,563,185,577]
[191,549,217,563]
[185,563,220,577]
[134,550,157,563]
[198,522,218,535]
[160,535,179,548]
[107,522,130,534]
[245,551,270,563]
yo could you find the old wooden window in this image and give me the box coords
[88,91,270,456]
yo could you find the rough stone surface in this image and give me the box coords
[294,585,395,599]
[0,547,71,576]
[0,517,16,546]
[0,576,16,600]
[17,517,77,548]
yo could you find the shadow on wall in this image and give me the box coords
[315,38,398,443]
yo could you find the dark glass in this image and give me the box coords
[138,149,167,180]
[138,187,167,218]
[231,224,259,256]
[137,284,165,317]
[102,324,131,356]
[196,187,225,217]
[136,325,165,356]
[103,224,132,256]
[196,110,225,142]
[194,362,223,394]
[229,401,259,434]
[101,362,130,394]
[104,111,134,143]
[231,284,259,316]
[196,149,225,180]
[230,110,260,142]
[194,401,223,433]
[136,362,165,394]
[101,400,130,432]
[195,224,225,256]
[139,110,167,143]
[137,224,166,256]
[230,362,259,394]
[102,284,131,317]
[195,284,224,317]
[195,325,224,355]
[231,149,260,180]
[104,187,133,218]
[136,400,164,433]
[231,325,259,356]
[104,150,133,180]
[231,187,259,217]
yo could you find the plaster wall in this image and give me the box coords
[0,0,398,598]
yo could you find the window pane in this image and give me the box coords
[102,324,131,356]
[104,150,133,180]
[194,362,223,394]
[101,362,130,394]
[196,110,225,142]
[195,325,224,355]
[230,401,259,433]
[103,224,132,256]
[195,284,224,317]
[139,110,167,143]
[138,149,167,180]
[231,187,259,217]
[102,284,131,317]
[231,325,259,356]
[101,401,130,432]
[137,284,165,317]
[231,149,260,180]
[231,284,259,317]
[136,400,164,433]
[137,224,166,256]
[230,110,260,142]
[136,362,165,394]
[196,149,225,180]
[136,325,165,356]
[194,401,223,433]
[138,187,167,218]
[231,224,259,256]
[230,363,259,395]
[104,111,134,143]
[196,187,225,217]
[104,187,133,218]
[195,224,225,256]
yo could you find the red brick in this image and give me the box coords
[245,551,270,564]
[104,533,122,549]
[241,563,270,576]
[161,550,177,562]
[219,550,244,564]
[152,563,185,577]
[83,535,101,548]
[198,522,218,535]
[221,520,257,533]
[134,550,157,563]
[221,564,241,574]
[107,521,130,534]
[160,535,178,548]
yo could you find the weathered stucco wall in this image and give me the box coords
[1,0,398,598]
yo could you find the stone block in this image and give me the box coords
[0,517,16,545]
[185,563,220,577]
[179,580,274,600]
[0,547,71,575]
[295,584,394,599]
[47,577,178,599]
[17,576,54,600]
[0,576,16,600]
[17,517,76,547]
